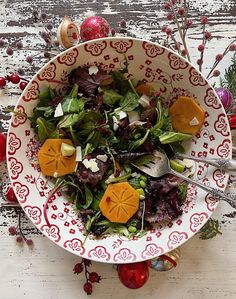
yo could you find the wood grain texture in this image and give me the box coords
[1,0,236,298]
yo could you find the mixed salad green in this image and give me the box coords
[31,65,192,239]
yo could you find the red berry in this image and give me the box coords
[111,28,116,36]
[106,196,111,203]
[83,282,93,295]
[0,39,5,47]
[0,77,6,88]
[73,263,84,274]
[198,44,205,52]
[26,239,33,246]
[215,54,223,61]
[83,259,92,267]
[16,41,23,49]
[178,7,185,16]
[166,27,172,35]
[6,47,13,55]
[197,59,203,65]
[163,3,171,10]
[0,132,7,162]
[161,25,167,33]
[213,70,220,77]
[20,81,27,90]
[186,19,193,28]
[5,187,18,203]
[118,262,149,289]
[89,272,101,283]
[10,74,20,84]
[8,226,17,235]
[229,43,236,51]
[26,56,33,63]
[166,13,173,21]
[201,16,208,24]
[181,50,187,56]
[204,31,212,40]
[16,236,23,243]
[120,19,126,28]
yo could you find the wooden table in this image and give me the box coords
[1,1,236,298]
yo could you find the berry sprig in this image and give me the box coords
[73,259,101,295]
[0,73,28,90]
[8,209,34,247]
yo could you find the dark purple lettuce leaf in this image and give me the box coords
[69,66,112,96]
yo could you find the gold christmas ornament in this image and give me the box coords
[57,16,79,49]
[151,248,181,271]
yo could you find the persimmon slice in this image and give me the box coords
[38,139,77,177]
[169,96,205,135]
[99,182,140,223]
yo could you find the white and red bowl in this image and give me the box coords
[7,37,232,263]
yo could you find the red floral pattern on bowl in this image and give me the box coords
[7,37,231,263]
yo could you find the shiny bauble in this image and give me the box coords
[80,16,110,42]
[118,261,149,289]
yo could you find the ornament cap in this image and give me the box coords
[57,16,80,49]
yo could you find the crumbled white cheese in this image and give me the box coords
[139,195,145,200]
[82,159,91,169]
[112,115,119,131]
[82,158,99,173]
[53,171,58,178]
[127,111,140,123]
[88,65,99,75]
[114,108,127,120]
[183,158,195,169]
[54,103,64,117]
[75,146,82,162]
[138,95,151,108]
[96,154,108,162]
[105,174,115,184]
[131,172,138,177]
[189,117,199,126]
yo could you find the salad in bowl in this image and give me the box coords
[7,37,231,263]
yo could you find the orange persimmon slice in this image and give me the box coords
[38,139,77,177]
[169,96,205,135]
[136,83,155,96]
[99,182,140,223]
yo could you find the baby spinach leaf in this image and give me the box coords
[58,111,85,128]
[36,117,56,142]
[120,91,140,112]
[159,132,192,144]
[38,86,55,106]
[61,84,84,114]
[112,71,131,95]
[100,87,124,106]
[83,185,94,209]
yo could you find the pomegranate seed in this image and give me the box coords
[146,118,151,129]
[106,196,111,203]
[89,272,101,283]
[149,100,155,107]
[0,77,7,88]
[8,226,17,235]
[73,263,84,274]
[81,170,89,179]
[20,81,27,90]
[83,282,93,295]
[10,74,20,84]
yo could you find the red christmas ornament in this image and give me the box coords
[80,16,110,42]
[0,132,7,162]
[118,261,149,289]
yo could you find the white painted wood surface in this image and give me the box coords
[1,0,236,298]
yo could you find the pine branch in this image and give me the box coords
[220,53,236,98]
[198,218,222,240]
